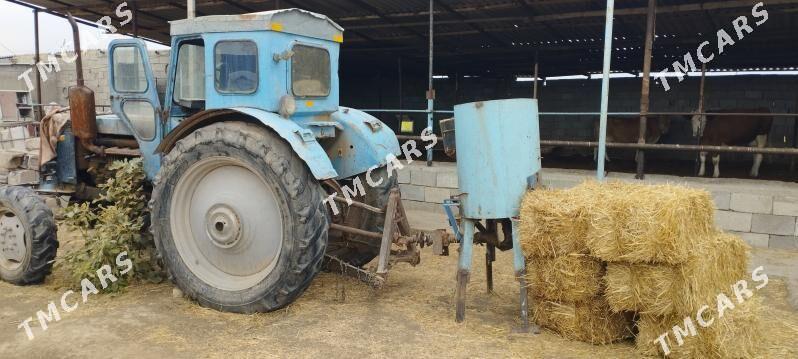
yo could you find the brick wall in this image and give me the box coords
[399,162,798,252]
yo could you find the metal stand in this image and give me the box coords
[510,218,539,334]
[486,242,495,293]
[455,219,474,323]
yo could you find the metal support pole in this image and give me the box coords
[398,57,403,110]
[636,0,656,180]
[511,218,538,334]
[596,0,615,180]
[455,219,475,323]
[792,93,798,174]
[187,0,196,19]
[533,51,540,100]
[694,62,707,175]
[33,9,42,122]
[485,243,495,293]
[426,0,435,166]
[132,1,139,38]
[698,63,707,120]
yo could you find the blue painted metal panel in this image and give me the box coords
[510,218,526,273]
[453,99,541,219]
[311,107,400,179]
[95,114,134,137]
[108,39,163,180]
[56,126,77,184]
[201,31,339,114]
[231,107,338,180]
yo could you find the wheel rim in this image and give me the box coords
[171,156,284,291]
[0,209,26,271]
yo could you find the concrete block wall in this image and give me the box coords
[399,162,798,251]
[52,49,171,111]
[399,162,459,213]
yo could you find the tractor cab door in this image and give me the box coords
[108,39,162,178]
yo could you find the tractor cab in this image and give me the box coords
[164,9,343,117]
[107,9,379,180]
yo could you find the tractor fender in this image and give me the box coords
[322,107,401,179]
[156,108,338,180]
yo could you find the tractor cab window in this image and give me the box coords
[112,47,147,93]
[291,45,330,97]
[173,40,206,110]
[215,41,258,94]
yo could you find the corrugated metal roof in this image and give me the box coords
[10,0,798,76]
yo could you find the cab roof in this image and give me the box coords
[170,8,345,43]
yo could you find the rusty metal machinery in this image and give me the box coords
[324,188,441,288]
[66,13,104,158]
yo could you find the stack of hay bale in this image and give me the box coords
[0,134,40,185]
[520,181,761,357]
[520,183,634,344]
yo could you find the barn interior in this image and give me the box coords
[8,0,798,180]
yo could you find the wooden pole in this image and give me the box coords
[636,0,656,180]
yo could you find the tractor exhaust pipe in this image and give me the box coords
[67,13,104,157]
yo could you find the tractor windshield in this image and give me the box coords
[291,45,330,98]
[173,41,206,109]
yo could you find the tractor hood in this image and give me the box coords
[170,8,345,43]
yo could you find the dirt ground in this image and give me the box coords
[1,227,797,359]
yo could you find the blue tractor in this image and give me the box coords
[0,9,431,313]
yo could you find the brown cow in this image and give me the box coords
[593,116,672,162]
[691,108,772,178]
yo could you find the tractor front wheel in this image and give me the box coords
[151,122,328,313]
[0,186,58,285]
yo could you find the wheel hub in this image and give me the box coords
[0,212,26,267]
[205,205,242,248]
[170,156,284,292]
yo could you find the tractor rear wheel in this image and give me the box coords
[0,186,58,285]
[151,122,328,313]
[326,166,398,267]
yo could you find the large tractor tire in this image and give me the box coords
[0,186,58,285]
[326,166,398,267]
[151,122,329,313]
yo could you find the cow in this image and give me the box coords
[691,108,772,178]
[593,116,672,162]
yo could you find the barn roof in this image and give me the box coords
[9,0,798,77]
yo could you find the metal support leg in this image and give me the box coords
[486,243,495,293]
[376,190,400,275]
[511,218,539,334]
[455,219,475,323]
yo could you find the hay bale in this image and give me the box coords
[519,187,592,257]
[585,181,715,265]
[636,297,763,358]
[533,298,634,345]
[527,255,605,303]
[604,232,749,316]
